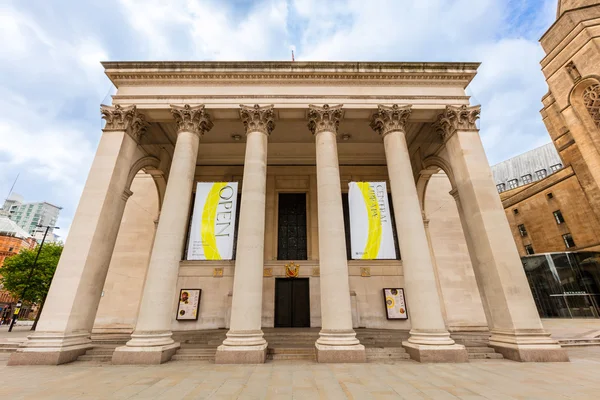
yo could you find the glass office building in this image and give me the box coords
[522,252,600,318]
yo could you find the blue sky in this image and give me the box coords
[0,0,558,238]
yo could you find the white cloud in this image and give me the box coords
[117,0,291,60]
[0,0,561,239]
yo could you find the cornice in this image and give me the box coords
[102,61,480,88]
[112,94,471,101]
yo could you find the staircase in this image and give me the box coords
[172,345,216,362]
[451,332,503,361]
[267,347,316,361]
[365,347,410,362]
[76,345,118,363]
[466,346,503,360]
[171,330,225,362]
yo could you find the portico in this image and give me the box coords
[8,62,568,365]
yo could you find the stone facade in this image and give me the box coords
[8,61,567,366]
[499,1,600,257]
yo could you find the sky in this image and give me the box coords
[0,0,559,239]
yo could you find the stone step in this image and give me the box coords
[0,347,19,353]
[177,350,216,356]
[468,353,504,360]
[268,354,316,361]
[366,347,407,353]
[559,338,600,347]
[366,348,410,361]
[171,354,214,361]
[268,348,315,355]
[87,349,116,356]
[77,354,113,362]
[466,347,496,354]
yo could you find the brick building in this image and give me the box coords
[0,216,36,321]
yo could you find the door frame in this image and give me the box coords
[274,277,311,328]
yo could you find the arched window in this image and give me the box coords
[583,84,600,129]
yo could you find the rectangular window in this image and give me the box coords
[550,164,562,173]
[522,174,532,184]
[536,169,547,180]
[508,179,518,189]
[496,183,506,193]
[518,224,527,237]
[563,233,576,249]
[525,245,534,255]
[277,193,307,261]
[342,192,400,260]
[553,210,565,224]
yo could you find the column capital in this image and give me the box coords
[240,104,275,135]
[433,105,481,141]
[307,104,343,135]
[101,104,148,141]
[170,104,214,137]
[370,104,412,137]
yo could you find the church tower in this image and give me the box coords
[540,1,600,221]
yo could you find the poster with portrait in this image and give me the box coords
[383,288,408,320]
[176,289,201,321]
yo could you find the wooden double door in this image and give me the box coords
[274,278,310,328]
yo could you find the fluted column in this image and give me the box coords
[370,105,467,362]
[113,105,213,365]
[436,105,568,362]
[9,105,146,366]
[216,105,274,364]
[309,104,366,363]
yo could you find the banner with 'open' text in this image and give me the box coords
[187,182,238,260]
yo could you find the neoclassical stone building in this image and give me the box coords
[9,61,568,365]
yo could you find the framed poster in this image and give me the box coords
[383,288,408,320]
[176,289,201,321]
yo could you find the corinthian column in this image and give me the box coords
[113,105,213,365]
[309,104,366,363]
[9,105,146,366]
[436,105,568,362]
[216,104,274,364]
[370,105,467,362]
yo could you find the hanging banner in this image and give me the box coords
[348,182,397,260]
[187,182,238,260]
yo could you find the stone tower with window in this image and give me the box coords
[540,0,600,222]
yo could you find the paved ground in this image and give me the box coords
[0,347,598,399]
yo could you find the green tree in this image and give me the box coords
[1,243,63,305]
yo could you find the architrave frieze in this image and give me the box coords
[239,104,275,135]
[433,105,481,142]
[101,104,148,141]
[170,104,214,137]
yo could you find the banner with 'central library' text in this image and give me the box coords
[348,182,397,260]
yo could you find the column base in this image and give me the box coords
[315,343,366,363]
[489,330,569,362]
[402,342,469,363]
[112,331,179,364]
[215,329,268,364]
[8,332,92,366]
[112,343,180,365]
[315,329,366,363]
